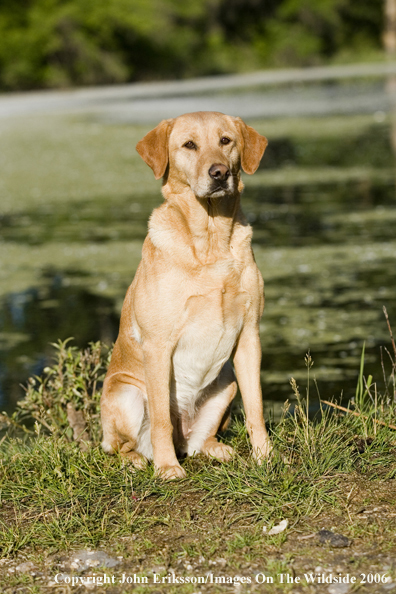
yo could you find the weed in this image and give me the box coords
[1,339,111,444]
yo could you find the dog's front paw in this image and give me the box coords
[156,464,186,480]
[202,441,235,462]
[253,441,273,464]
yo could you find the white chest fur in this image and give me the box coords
[172,282,248,414]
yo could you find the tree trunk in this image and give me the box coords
[384,0,396,55]
[384,0,396,157]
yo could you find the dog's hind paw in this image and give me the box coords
[156,464,186,480]
[202,439,235,462]
[121,451,148,470]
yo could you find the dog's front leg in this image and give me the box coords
[143,343,186,480]
[233,327,272,462]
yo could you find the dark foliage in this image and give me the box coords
[0,0,384,91]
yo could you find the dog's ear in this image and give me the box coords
[136,119,173,180]
[235,118,268,175]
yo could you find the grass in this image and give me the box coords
[1,337,396,592]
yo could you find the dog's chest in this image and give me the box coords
[172,261,249,402]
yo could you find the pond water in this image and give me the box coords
[0,108,395,417]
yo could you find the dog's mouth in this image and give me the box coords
[193,176,234,200]
[208,181,232,196]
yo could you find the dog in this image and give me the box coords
[101,111,272,479]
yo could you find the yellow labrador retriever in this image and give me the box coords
[101,111,271,479]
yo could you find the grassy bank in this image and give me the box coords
[1,339,396,592]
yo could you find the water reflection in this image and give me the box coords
[0,275,118,412]
[1,264,393,416]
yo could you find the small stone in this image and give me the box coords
[0,559,11,566]
[88,560,100,567]
[328,584,350,594]
[53,573,69,583]
[317,530,350,548]
[149,565,166,575]
[16,561,35,572]
[65,550,119,572]
[263,519,288,536]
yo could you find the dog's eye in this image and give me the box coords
[220,137,231,145]
[184,141,196,149]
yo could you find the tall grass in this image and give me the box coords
[1,328,396,556]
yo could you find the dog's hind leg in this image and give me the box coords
[101,374,150,469]
[119,441,148,470]
[186,362,237,461]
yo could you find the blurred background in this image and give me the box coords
[0,0,384,88]
[0,0,395,417]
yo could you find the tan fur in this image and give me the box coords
[101,111,272,479]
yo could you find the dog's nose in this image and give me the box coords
[208,163,230,181]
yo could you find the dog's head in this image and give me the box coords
[136,112,267,199]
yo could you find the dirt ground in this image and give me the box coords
[2,473,396,594]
